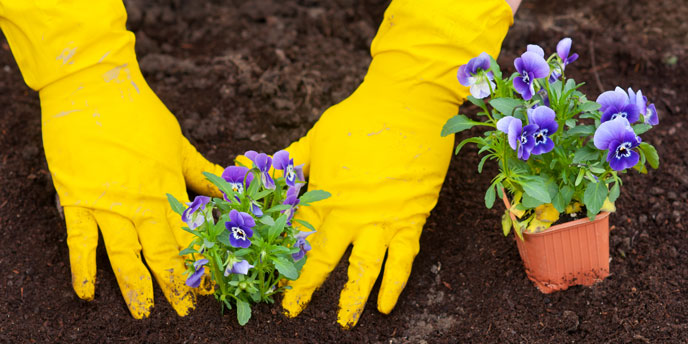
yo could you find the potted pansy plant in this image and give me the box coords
[443,38,659,293]
[167,150,330,325]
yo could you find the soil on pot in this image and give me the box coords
[1,0,688,342]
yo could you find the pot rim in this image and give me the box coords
[501,190,611,237]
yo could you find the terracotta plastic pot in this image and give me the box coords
[502,195,611,294]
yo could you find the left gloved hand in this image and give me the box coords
[0,0,223,318]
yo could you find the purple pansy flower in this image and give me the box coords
[497,116,539,161]
[282,183,302,225]
[181,196,211,230]
[292,231,315,261]
[457,52,495,99]
[221,166,253,197]
[221,166,263,216]
[225,209,255,248]
[244,150,275,190]
[597,87,640,123]
[627,88,659,126]
[224,259,254,276]
[185,258,208,288]
[513,47,550,100]
[527,106,559,155]
[273,150,299,187]
[593,117,641,171]
[549,38,579,82]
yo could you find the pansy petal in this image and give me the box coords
[507,118,523,150]
[470,79,493,99]
[496,116,517,134]
[594,117,631,150]
[222,166,249,183]
[527,44,545,57]
[520,51,550,78]
[556,38,572,60]
[646,103,659,125]
[273,150,290,170]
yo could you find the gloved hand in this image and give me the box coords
[277,0,513,328]
[0,1,223,318]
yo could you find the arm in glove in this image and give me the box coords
[0,1,223,318]
[277,0,514,328]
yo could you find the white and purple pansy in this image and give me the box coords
[221,166,253,197]
[457,52,495,99]
[527,106,559,155]
[513,46,550,100]
[596,87,640,123]
[224,259,254,276]
[627,87,659,126]
[185,258,208,288]
[292,230,315,261]
[273,150,299,187]
[593,117,641,171]
[182,195,211,230]
[497,116,539,161]
[244,150,275,190]
[225,209,255,248]
[550,37,579,82]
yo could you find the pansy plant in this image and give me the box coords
[442,37,659,239]
[167,150,330,325]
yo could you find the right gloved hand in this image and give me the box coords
[0,1,223,318]
[271,0,514,328]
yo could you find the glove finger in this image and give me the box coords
[281,209,351,318]
[377,221,423,314]
[136,208,196,317]
[180,136,225,198]
[337,224,389,329]
[283,126,314,178]
[64,206,99,301]
[164,204,214,296]
[92,210,154,319]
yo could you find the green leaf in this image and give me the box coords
[203,172,237,200]
[484,184,496,209]
[203,238,215,249]
[252,189,273,201]
[179,247,198,256]
[608,182,621,203]
[293,218,316,231]
[488,54,502,79]
[522,192,545,208]
[638,143,659,169]
[583,181,607,216]
[565,119,576,128]
[236,299,251,326]
[274,257,299,280]
[573,145,600,163]
[166,193,186,216]
[579,101,601,113]
[259,216,275,226]
[501,210,512,237]
[466,95,487,110]
[299,190,331,205]
[552,186,574,213]
[441,115,485,136]
[567,125,595,136]
[575,168,585,186]
[477,155,492,173]
[268,214,287,242]
[633,124,652,135]
[217,231,230,246]
[489,98,523,117]
[520,178,551,204]
[264,204,293,213]
[454,137,484,155]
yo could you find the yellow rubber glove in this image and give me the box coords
[277,0,513,328]
[0,1,223,318]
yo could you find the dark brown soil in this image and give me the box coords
[2,0,687,342]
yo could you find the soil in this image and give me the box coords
[1,0,687,342]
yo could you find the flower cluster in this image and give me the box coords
[445,37,659,236]
[167,150,329,325]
